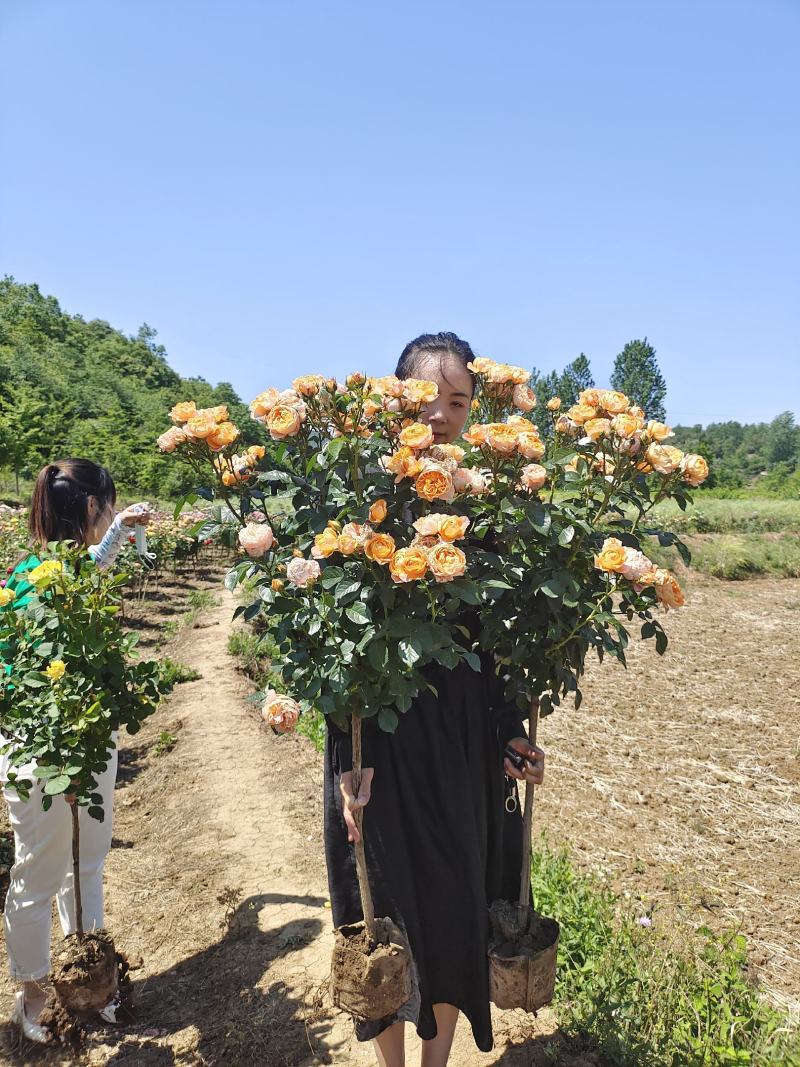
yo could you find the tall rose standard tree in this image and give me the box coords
[0,546,163,1023]
[158,366,708,1018]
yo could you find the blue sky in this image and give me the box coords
[2,0,798,425]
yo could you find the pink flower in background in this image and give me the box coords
[238,523,275,557]
[286,557,321,587]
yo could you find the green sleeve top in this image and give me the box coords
[1,554,40,674]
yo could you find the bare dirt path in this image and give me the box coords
[0,578,584,1067]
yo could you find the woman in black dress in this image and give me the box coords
[324,333,545,1067]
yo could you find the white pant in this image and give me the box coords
[1,738,118,981]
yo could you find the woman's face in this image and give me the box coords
[86,496,115,545]
[415,355,473,444]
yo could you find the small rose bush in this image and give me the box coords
[159,363,707,727]
[0,543,165,812]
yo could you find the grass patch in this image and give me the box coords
[158,657,202,686]
[532,840,800,1065]
[186,589,219,611]
[651,498,800,535]
[652,533,800,580]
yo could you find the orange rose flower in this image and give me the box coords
[485,423,519,455]
[400,422,435,450]
[415,464,455,503]
[680,453,709,487]
[567,403,597,425]
[439,515,470,541]
[402,378,439,405]
[611,412,642,439]
[170,401,197,424]
[185,413,217,439]
[645,444,684,475]
[518,431,545,460]
[266,404,302,440]
[364,533,396,565]
[390,546,429,583]
[462,423,489,446]
[292,374,325,396]
[513,384,537,411]
[598,391,629,415]
[646,420,674,442]
[582,418,612,442]
[369,499,388,524]
[428,542,467,583]
[250,388,282,419]
[546,396,562,411]
[206,421,240,451]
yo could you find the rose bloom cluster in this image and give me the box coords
[249,373,440,441]
[310,500,469,586]
[158,401,241,454]
[214,445,266,487]
[553,388,709,487]
[594,537,684,609]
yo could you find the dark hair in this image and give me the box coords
[395,331,476,392]
[29,459,117,547]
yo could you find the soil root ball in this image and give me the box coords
[488,900,559,1013]
[51,930,118,1014]
[331,917,413,1021]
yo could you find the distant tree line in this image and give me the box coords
[531,337,798,496]
[0,277,262,501]
[2,279,796,501]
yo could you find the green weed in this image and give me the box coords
[531,840,800,1065]
[154,730,177,757]
[159,657,202,686]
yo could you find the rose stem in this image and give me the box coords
[351,713,377,946]
[71,803,84,940]
[517,697,540,929]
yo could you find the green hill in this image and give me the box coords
[0,277,261,500]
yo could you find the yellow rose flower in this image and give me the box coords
[438,515,470,542]
[402,379,439,405]
[594,537,626,573]
[579,388,604,408]
[45,660,66,683]
[250,388,281,419]
[415,465,455,503]
[266,404,302,440]
[567,403,597,425]
[337,534,360,555]
[28,560,63,588]
[680,453,709,487]
[369,499,388,524]
[646,420,674,442]
[390,546,429,583]
[157,426,188,453]
[485,423,519,455]
[244,445,266,464]
[582,417,612,442]
[399,422,435,450]
[292,374,325,396]
[547,396,562,411]
[383,446,423,483]
[518,431,545,460]
[202,404,229,424]
[170,401,197,424]
[0,587,17,607]
[271,579,284,592]
[645,444,684,475]
[598,391,629,415]
[462,423,489,446]
[311,527,340,559]
[466,357,497,375]
[206,421,240,452]
[221,471,237,487]
[364,533,396,565]
[428,542,467,583]
[629,405,646,420]
[185,413,217,439]
[370,374,404,398]
[555,415,580,436]
[611,412,642,439]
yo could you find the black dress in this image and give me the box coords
[324,652,526,1051]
